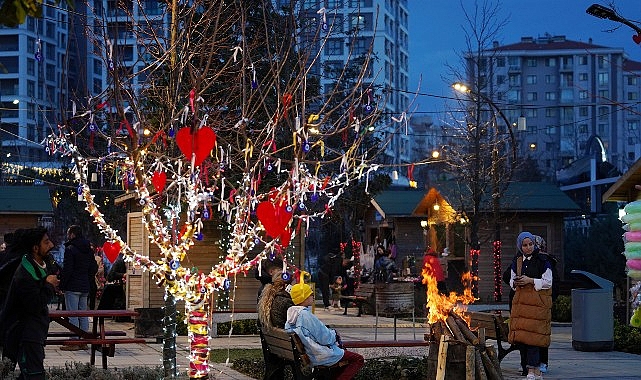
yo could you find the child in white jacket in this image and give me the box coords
[285,282,364,379]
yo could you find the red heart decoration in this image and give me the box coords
[102,241,122,264]
[634,34,641,45]
[256,201,293,241]
[151,171,167,193]
[280,228,292,248]
[176,127,217,167]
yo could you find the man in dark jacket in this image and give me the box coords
[0,227,59,378]
[59,225,98,351]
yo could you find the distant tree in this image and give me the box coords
[513,156,544,182]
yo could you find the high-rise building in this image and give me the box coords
[275,0,410,166]
[471,34,641,181]
[0,5,71,166]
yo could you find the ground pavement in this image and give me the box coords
[44,304,641,380]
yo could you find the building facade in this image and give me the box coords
[471,34,641,181]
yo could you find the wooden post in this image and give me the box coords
[436,335,449,380]
[465,345,476,380]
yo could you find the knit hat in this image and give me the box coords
[290,283,313,305]
[516,231,535,254]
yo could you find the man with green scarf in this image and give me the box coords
[0,227,59,379]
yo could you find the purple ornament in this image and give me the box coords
[298,203,305,211]
[202,208,210,220]
[311,193,319,202]
[303,141,310,152]
[196,232,203,241]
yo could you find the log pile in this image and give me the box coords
[426,312,503,380]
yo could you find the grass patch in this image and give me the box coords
[210,348,263,363]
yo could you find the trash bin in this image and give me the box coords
[571,270,614,351]
[134,307,164,339]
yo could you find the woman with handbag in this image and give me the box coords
[508,231,553,380]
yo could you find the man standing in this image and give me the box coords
[59,225,98,351]
[0,227,59,379]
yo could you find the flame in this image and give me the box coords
[422,264,476,324]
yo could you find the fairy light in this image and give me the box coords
[492,240,502,302]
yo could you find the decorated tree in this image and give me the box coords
[47,1,396,377]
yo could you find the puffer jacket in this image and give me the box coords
[284,306,344,366]
[61,237,98,293]
[508,254,553,347]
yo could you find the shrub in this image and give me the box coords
[217,319,259,336]
[552,295,571,322]
[614,319,641,354]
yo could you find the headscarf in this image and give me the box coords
[516,231,535,255]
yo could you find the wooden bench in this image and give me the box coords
[467,310,517,361]
[340,283,375,316]
[259,327,347,380]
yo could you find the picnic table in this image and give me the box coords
[48,309,146,369]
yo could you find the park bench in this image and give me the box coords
[259,327,348,380]
[340,283,375,316]
[467,310,517,361]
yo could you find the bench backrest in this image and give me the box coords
[467,311,509,341]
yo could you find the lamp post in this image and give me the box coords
[452,82,519,301]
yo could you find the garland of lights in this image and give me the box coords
[492,240,502,302]
[470,248,480,298]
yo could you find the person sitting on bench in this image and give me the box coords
[285,281,364,379]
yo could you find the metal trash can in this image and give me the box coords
[571,270,614,351]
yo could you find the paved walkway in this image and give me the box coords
[43,305,640,379]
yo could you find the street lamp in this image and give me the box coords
[586,4,641,35]
[452,81,519,301]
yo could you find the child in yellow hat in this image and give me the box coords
[285,278,364,379]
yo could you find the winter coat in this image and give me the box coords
[61,237,98,293]
[270,290,294,329]
[508,253,553,348]
[285,306,344,366]
[0,255,55,360]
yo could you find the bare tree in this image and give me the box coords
[47,1,390,377]
[442,0,516,300]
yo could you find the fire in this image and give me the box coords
[422,264,476,324]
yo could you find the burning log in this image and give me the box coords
[427,311,503,380]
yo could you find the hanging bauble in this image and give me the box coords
[303,141,310,152]
[311,193,319,202]
[169,259,180,270]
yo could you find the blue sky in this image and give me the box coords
[408,1,641,120]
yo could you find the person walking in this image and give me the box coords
[508,231,553,380]
[59,225,98,351]
[0,227,59,379]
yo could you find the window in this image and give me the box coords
[93,78,102,94]
[561,73,573,87]
[27,103,35,120]
[545,108,556,117]
[579,124,588,134]
[598,90,609,98]
[628,121,639,131]
[327,0,343,7]
[546,126,557,135]
[527,92,537,101]
[579,107,588,117]
[598,72,609,86]
[545,75,556,84]
[562,125,574,136]
[562,56,573,67]
[561,89,574,102]
[506,90,520,102]
[598,106,609,120]
[579,90,588,100]
[496,75,505,85]
[350,13,372,31]
[526,75,537,84]
[527,58,537,67]
[508,74,520,86]
[629,92,638,101]
[545,92,557,100]
[598,55,607,69]
[496,57,505,67]
[598,123,608,135]
[545,58,556,67]
[578,55,588,65]
[352,37,372,55]
[27,59,35,76]
[579,73,588,81]
[46,64,55,81]
[526,109,538,118]
[628,76,638,85]
[508,56,520,67]
[325,39,343,56]
[27,80,35,97]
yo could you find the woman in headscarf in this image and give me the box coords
[508,231,553,380]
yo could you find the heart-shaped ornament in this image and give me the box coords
[151,171,167,193]
[634,34,641,45]
[176,127,217,167]
[256,201,281,238]
[102,241,122,264]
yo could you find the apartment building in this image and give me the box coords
[275,0,411,165]
[0,4,71,166]
[472,34,641,181]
